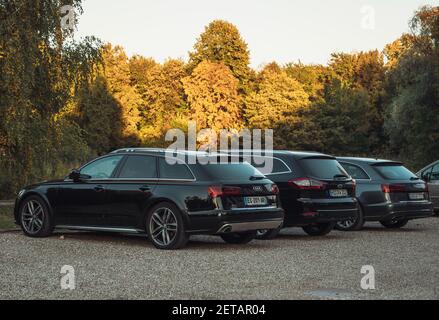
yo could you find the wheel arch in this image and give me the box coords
[15,191,54,223]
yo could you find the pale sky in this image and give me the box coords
[75,0,438,68]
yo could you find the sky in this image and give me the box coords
[75,0,438,68]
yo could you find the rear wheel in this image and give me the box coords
[335,205,365,231]
[19,195,53,237]
[146,202,189,250]
[255,225,282,240]
[302,222,335,236]
[221,231,257,244]
[380,218,409,229]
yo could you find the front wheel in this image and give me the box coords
[19,195,53,238]
[221,231,257,244]
[146,202,189,250]
[380,218,409,229]
[302,222,335,236]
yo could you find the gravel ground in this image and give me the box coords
[0,217,438,300]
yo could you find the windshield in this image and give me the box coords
[299,158,349,180]
[373,165,417,180]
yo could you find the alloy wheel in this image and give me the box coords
[149,207,178,246]
[21,200,44,234]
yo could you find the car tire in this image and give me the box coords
[220,231,257,244]
[19,195,53,238]
[255,225,282,240]
[302,222,335,236]
[146,202,189,250]
[335,205,365,231]
[380,218,409,229]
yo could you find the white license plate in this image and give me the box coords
[409,193,424,200]
[244,196,268,206]
[329,189,348,197]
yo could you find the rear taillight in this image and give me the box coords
[270,184,279,194]
[352,179,357,192]
[208,186,241,197]
[381,184,406,193]
[288,178,327,190]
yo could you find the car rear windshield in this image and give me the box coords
[299,158,349,180]
[202,163,264,181]
[373,164,417,180]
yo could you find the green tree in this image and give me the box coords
[182,60,242,133]
[188,20,252,94]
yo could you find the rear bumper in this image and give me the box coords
[284,197,358,227]
[185,207,284,234]
[368,201,434,222]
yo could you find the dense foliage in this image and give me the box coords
[0,2,438,198]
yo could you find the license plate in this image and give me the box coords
[329,189,348,197]
[244,196,268,206]
[409,193,424,200]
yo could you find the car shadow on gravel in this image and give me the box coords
[50,231,276,251]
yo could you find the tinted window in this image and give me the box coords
[340,163,369,179]
[119,155,157,179]
[431,163,439,181]
[373,165,417,180]
[202,163,264,181]
[299,158,349,179]
[81,156,123,179]
[250,156,291,175]
[159,158,194,180]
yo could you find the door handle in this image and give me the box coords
[94,185,105,192]
[139,185,151,192]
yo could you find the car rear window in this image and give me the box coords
[202,163,264,181]
[299,158,349,180]
[340,162,369,179]
[250,156,291,175]
[159,157,194,180]
[373,165,417,180]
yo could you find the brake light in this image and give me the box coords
[208,186,241,197]
[271,184,279,194]
[381,184,406,193]
[288,178,327,190]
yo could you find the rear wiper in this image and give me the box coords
[250,175,265,181]
[333,174,349,180]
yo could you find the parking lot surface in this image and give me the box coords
[1,217,438,300]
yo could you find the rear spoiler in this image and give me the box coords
[370,161,403,166]
[300,155,336,160]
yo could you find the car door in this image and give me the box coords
[54,155,124,226]
[428,163,439,210]
[104,155,158,228]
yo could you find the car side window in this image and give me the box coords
[431,164,439,182]
[81,156,123,179]
[118,155,157,179]
[340,162,369,180]
[159,157,194,180]
[250,156,290,175]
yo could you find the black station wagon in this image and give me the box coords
[224,150,358,238]
[14,149,284,249]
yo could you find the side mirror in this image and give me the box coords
[68,169,91,182]
[68,169,81,181]
[421,173,430,183]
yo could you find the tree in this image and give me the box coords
[384,6,439,168]
[129,57,188,145]
[244,67,309,129]
[101,44,142,146]
[182,61,242,133]
[188,20,252,94]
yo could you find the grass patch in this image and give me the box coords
[0,205,17,230]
